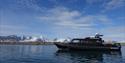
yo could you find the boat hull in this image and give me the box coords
[54,42,121,51]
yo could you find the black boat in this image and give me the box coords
[54,34,121,51]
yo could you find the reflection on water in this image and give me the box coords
[0,45,125,63]
[55,50,122,63]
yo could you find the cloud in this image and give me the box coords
[0,24,40,36]
[117,16,125,20]
[103,26,125,41]
[37,7,125,41]
[0,24,26,35]
[86,0,125,12]
[16,0,44,11]
[103,0,125,11]
[0,0,45,12]
[86,0,104,4]
[38,7,112,30]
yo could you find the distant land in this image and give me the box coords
[120,42,125,46]
[0,35,125,45]
[0,42,53,45]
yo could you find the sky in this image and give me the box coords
[0,0,125,41]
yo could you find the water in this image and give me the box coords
[0,45,125,63]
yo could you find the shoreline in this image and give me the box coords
[0,42,54,45]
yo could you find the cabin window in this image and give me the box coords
[72,40,80,43]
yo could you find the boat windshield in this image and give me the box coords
[71,39,80,43]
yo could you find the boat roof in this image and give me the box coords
[72,34,103,40]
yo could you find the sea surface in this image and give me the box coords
[0,45,125,63]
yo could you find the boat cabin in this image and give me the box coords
[71,34,104,44]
